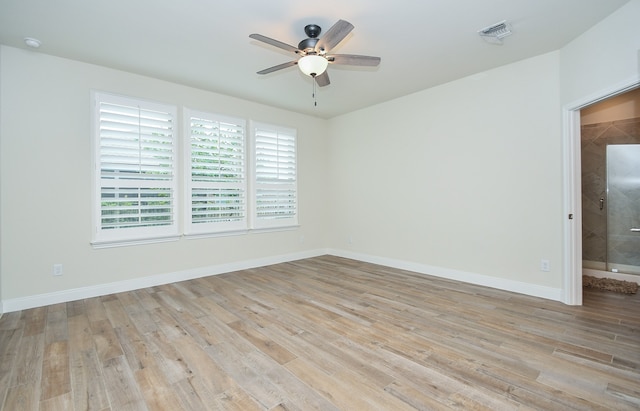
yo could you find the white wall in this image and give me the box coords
[0,46,329,309]
[560,0,640,106]
[327,52,564,295]
[324,0,640,300]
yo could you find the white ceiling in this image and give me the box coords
[0,0,630,118]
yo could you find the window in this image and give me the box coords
[251,122,298,229]
[91,92,298,246]
[185,109,247,235]
[92,92,178,246]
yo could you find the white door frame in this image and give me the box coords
[562,76,640,305]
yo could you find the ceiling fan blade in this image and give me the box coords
[249,33,299,54]
[315,19,354,52]
[257,61,297,75]
[315,71,330,87]
[328,54,381,66]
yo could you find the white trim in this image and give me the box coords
[91,234,181,249]
[3,248,566,313]
[329,249,563,302]
[562,75,640,306]
[1,249,328,313]
[561,108,582,305]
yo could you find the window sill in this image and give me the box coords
[91,235,181,249]
[250,224,300,234]
[183,229,249,240]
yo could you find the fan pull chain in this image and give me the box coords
[312,76,317,107]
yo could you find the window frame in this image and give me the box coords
[91,91,179,248]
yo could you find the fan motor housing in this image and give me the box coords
[298,37,319,52]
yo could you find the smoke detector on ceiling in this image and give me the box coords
[478,20,512,44]
[24,37,41,48]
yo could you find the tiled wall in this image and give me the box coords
[581,117,640,268]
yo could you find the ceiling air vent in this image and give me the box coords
[478,20,512,44]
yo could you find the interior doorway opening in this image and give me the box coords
[580,88,640,283]
[563,79,640,305]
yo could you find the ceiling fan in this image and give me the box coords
[249,19,381,87]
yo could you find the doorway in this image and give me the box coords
[563,80,640,305]
[580,89,640,282]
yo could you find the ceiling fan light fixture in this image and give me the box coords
[298,55,328,77]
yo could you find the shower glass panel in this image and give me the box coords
[606,144,640,275]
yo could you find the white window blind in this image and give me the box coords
[251,122,298,229]
[92,93,178,245]
[185,109,247,234]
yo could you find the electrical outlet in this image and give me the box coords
[540,259,550,272]
[53,264,63,276]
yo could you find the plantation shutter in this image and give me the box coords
[252,122,298,229]
[93,93,178,245]
[185,109,247,234]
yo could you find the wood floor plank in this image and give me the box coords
[68,313,94,352]
[214,386,264,411]
[142,330,193,385]
[134,365,184,411]
[90,319,124,363]
[3,382,39,411]
[66,299,86,318]
[226,320,297,365]
[40,340,71,401]
[103,298,132,329]
[115,323,154,373]
[44,306,68,344]
[148,306,189,341]
[22,307,46,337]
[215,342,341,411]
[0,327,23,406]
[39,391,73,411]
[170,377,210,411]
[204,341,285,409]
[124,299,158,334]
[172,335,235,397]
[84,297,109,323]
[101,355,148,411]
[69,347,111,411]
[11,334,45,387]
[0,311,22,330]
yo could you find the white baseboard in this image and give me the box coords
[2,247,564,313]
[1,249,328,313]
[328,249,563,302]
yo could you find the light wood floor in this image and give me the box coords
[1,256,639,410]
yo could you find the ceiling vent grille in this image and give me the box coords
[478,20,512,44]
